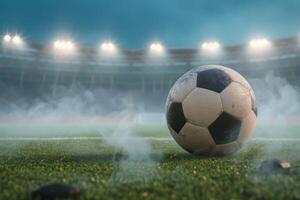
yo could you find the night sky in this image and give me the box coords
[0,0,299,48]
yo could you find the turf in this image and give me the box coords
[0,123,169,138]
[0,122,300,138]
[1,133,300,200]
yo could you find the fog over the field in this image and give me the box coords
[249,72,300,138]
[0,69,300,165]
[99,114,162,183]
[252,73,300,120]
[0,86,131,119]
[246,72,300,163]
[0,70,300,137]
[0,68,300,180]
[0,82,164,178]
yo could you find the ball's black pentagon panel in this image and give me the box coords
[166,102,186,133]
[208,112,242,145]
[196,68,232,93]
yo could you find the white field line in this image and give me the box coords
[252,138,300,142]
[0,136,172,141]
[0,137,300,142]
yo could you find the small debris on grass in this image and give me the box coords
[258,159,291,175]
[32,183,81,200]
[142,192,149,197]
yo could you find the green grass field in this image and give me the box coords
[1,123,300,200]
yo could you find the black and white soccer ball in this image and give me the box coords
[166,65,257,156]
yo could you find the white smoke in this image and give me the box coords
[252,73,300,123]
[243,72,300,163]
[99,112,161,184]
[0,82,162,181]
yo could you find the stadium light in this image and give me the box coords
[201,41,221,52]
[53,39,76,55]
[100,41,117,54]
[12,35,23,45]
[149,42,164,55]
[249,38,272,50]
[3,34,11,43]
[2,34,24,47]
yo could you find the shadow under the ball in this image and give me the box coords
[162,145,266,162]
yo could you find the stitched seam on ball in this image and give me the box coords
[176,72,198,102]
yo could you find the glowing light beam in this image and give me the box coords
[201,41,221,52]
[249,38,272,50]
[100,41,117,54]
[12,35,22,45]
[149,42,164,55]
[53,40,75,52]
[3,34,11,43]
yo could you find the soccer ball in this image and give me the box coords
[166,65,257,156]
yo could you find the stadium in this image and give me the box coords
[1,1,300,199]
[1,35,299,113]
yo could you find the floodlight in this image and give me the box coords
[3,34,11,43]
[201,41,221,52]
[100,41,116,54]
[12,35,22,45]
[149,42,164,54]
[53,39,75,52]
[53,40,61,48]
[249,38,271,50]
[2,34,25,48]
[65,41,75,50]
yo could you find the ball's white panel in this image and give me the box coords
[168,72,197,102]
[165,94,172,113]
[237,110,257,145]
[222,67,251,90]
[179,122,215,154]
[189,65,216,73]
[213,141,241,155]
[182,88,223,127]
[220,82,252,119]
[193,65,233,74]
[250,88,256,103]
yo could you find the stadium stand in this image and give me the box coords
[1,37,300,113]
